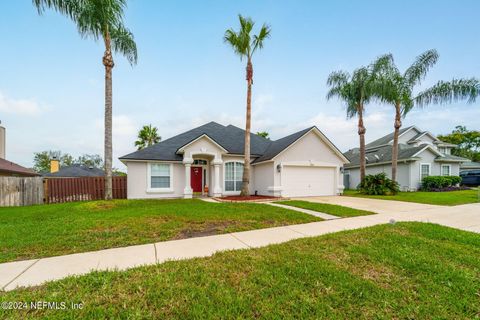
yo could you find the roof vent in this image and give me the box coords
[374,154,380,162]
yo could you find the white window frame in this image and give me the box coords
[441,164,451,176]
[223,161,244,194]
[147,162,173,193]
[420,163,431,180]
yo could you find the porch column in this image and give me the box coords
[212,158,223,197]
[183,158,193,198]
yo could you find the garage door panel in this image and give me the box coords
[283,166,335,197]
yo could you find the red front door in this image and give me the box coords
[190,166,203,193]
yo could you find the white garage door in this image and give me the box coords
[283,166,335,197]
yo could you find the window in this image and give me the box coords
[225,162,243,192]
[441,164,451,176]
[420,163,431,179]
[193,159,207,165]
[438,147,446,154]
[149,163,171,189]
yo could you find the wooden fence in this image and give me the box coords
[0,177,44,206]
[44,176,127,204]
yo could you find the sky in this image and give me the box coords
[0,0,479,170]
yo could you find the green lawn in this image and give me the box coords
[276,200,375,217]
[0,199,319,263]
[344,188,480,206]
[2,223,479,319]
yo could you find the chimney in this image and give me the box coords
[0,121,5,159]
[50,156,60,173]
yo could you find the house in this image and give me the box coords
[42,157,110,177]
[120,121,349,199]
[0,122,39,177]
[343,126,470,191]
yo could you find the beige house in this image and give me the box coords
[120,122,349,199]
[344,126,470,191]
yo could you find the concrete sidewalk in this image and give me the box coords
[1,202,479,292]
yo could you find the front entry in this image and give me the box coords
[190,166,203,193]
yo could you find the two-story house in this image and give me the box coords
[343,126,470,191]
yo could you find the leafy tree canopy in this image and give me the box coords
[438,126,480,161]
[33,151,104,173]
[135,124,161,150]
[256,131,270,139]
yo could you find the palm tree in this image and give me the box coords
[33,0,138,200]
[326,67,376,181]
[224,15,271,196]
[135,124,161,150]
[371,49,479,182]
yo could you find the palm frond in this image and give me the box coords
[415,78,480,107]
[326,70,349,88]
[252,24,271,53]
[110,25,137,65]
[32,0,79,18]
[403,49,439,88]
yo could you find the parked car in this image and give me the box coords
[460,170,480,186]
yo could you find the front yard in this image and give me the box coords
[1,222,479,319]
[344,188,480,206]
[0,199,319,263]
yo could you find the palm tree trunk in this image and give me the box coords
[391,102,402,182]
[357,104,366,181]
[103,33,114,200]
[240,59,253,196]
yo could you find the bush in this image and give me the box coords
[358,173,400,195]
[421,176,462,191]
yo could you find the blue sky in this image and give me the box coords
[1,0,479,169]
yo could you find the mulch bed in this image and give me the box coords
[214,195,285,203]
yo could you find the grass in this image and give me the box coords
[1,223,480,319]
[276,200,375,217]
[0,199,319,264]
[344,188,480,206]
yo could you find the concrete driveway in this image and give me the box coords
[293,196,443,215]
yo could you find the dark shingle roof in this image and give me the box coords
[435,154,470,162]
[119,122,326,163]
[344,144,430,168]
[43,165,107,177]
[365,126,415,149]
[0,158,39,176]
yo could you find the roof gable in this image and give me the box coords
[365,126,418,149]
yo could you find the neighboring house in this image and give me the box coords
[43,164,107,177]
[461,161,480,172]
[344,126,470,191]
[0,158,39,177]
[120,121,348,199]
[0,122,39,177]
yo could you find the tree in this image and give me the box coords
[33,150,74,173]
[327,67,377,181]
[224,15,271,196]
[256,131,270,139]
[371,49,479,182]
[438,126,480,161]
[33,0,138,200]
[135,124,161,150]
[75,154,104,169]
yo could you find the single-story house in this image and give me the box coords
[343,126,470,191]
[43,164,108,177]
[0,158,39,177]
[120,121,349,199]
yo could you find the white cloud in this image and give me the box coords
[0,92,48,116]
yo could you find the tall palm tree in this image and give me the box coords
[33,0,138,200]
[371,49,479,182]
[326,67,376,181]
[224,15,271,196]
[135,124,161,150]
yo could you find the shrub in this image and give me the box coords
[421,176,462,191]
[358,173,400,195]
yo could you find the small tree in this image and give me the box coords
[135,124,161,150]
